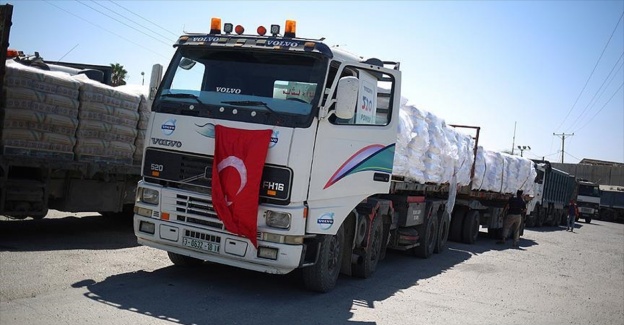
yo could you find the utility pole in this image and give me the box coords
[511,121,517,155]
[553,132,574,163]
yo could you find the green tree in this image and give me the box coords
[110,63,127,86]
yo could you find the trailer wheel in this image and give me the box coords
[536,206,545,227]
[353,215,383,278]
[462,210,480,244]
[449,207,467,242]
[167,251,203,267]
[412,209,438,259]
[30,208,48,220]
[303,225,344,292]
[434,210,450,253]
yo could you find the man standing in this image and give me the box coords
[497,190,527,248]
[567,199,579,232]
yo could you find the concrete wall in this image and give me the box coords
[551,163,624,186]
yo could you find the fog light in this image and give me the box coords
[140,188,159,205]
[139,221,155,234]
[257,246,278,260]
[134,206,153,217]
[265,210,291,229]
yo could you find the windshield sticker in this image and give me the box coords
[161,119,176,136]
[317,212,334,230]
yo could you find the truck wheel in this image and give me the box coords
[30,208,49,220]
[303,225,344,292]
[353,215,383,278]
[413,210,438,259]
[167,251,203,266]
[449,207,466,242]
[462,210,480,244]
[526,212,536,228]
[585,217,592,224]
[536,207,545,227]
[434,211,450,253]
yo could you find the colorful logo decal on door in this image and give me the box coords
[324,144,395,189]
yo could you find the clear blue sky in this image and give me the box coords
[8,0,624,164]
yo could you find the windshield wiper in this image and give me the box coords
[161,93,203,104]
[221,100,277,114]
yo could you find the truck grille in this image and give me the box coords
[175,193,224,230]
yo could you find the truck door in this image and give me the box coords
[306,63,400,234]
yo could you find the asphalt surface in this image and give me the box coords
[0,211,622,325]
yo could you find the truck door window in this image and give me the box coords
[330,67,394,127]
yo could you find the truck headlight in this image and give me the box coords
[265,210,291,229]
[140,188,159,205]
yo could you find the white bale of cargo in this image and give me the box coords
[393,100,474,186]
[471,147,536,195]
[393,98,536,195]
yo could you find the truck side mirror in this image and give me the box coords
[335,76,358,120]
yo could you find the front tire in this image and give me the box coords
[585,217,592,224]
[303,225,345,293]
[167,251,203,266]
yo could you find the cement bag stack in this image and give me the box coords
[117,84,150,164]
[75,75,140,165]
[1,60,80,160]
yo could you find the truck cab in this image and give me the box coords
[133,18,401,292]
[576,180,600,223]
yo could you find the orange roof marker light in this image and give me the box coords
[210,17,222,34]
[7,49,20,58]
[235,25,245,35]
[284,20,296,38]
[257,25,267,36]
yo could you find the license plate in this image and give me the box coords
[182,237,220,253]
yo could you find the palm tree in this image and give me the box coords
[110,63,127,86]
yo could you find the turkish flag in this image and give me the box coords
[211,125,272,248]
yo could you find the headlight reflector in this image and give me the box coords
[265,210,291,229]
[140,188,159,205]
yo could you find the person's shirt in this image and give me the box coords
[569,203,577,216]
[507,196,526,215]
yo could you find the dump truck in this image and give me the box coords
[525,161,576,227]
[0,4,149,219]
[599,185,624,223]
[133,18,536,292]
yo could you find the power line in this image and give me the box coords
[574,81,624,132]
[565,51,624,132]
[555,11,624,132]
[76,0,172,47]
[108,0,180,39]
[91,1,171,43]
[44,1,168,59]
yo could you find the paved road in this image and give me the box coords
[1,211,623,325]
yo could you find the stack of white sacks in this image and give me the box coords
[1,60,147,165]
[2,60,81,159]
[393,97,536,195]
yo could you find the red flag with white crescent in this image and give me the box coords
[211,125,272,248]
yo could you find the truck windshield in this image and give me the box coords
[154,47,327,127]
[578,184,600,197]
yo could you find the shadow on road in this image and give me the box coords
[74,234,537,325]
[0,214,137,252]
